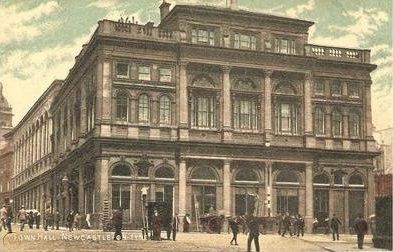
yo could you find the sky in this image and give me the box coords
[0,0,392,130]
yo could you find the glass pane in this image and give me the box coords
[116,63,128,77]
[138,66,151,81]
[138,95,149,122]
[159,96,171,124]
[160,68,172,82]
[280,39,288,54]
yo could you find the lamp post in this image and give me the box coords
[141,186,149,239]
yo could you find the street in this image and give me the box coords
[0,225,389,252]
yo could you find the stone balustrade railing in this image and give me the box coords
[97,20,179,42]
[305,44,371,63]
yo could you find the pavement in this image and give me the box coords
[0,224,390,252]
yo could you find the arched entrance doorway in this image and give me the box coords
[275,170,300,215]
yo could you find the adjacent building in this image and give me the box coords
[374,127,393,174]
[10,2,378,233]
[0,82,13,205]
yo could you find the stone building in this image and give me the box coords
[9,80,62,213]
[11,2,378,232]
[374,127,393,175]
[0,82,13,205]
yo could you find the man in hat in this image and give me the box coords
[354,213,368,249]
[247,215,260,252]
[18,205,27,231]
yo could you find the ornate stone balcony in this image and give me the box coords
[305,44,371,63]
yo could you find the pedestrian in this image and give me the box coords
[281,212,292,237]
[276,213,283,235]
[54,210,60,230]
[297,214,305,237]
[74,211,81,230]
[28,211,34,229]
[66,210,74,232]
[18,205,27,231]
[229,217,239,245]
[6,205,13,233]
[172,213,179,241]
[247,215,260,252]
[354,213,368,249]
[183,214,191,233]
[112,209,123,240]
[324,216,330,234]
[312,217,318,233]
[291,215,298,236]
[330,214,342,241]
[44,206,52,231]
[35,211,41,229]
[86,213,91,229]
[152,209,161,240]
[0,204,7,232]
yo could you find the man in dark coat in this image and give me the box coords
[44,206,52,231]
[172,213,179,241]
[330,214,342,241]
[151,210,161,240]
[247,215,260,252]
[229,217,239,245]
[28,211,34,229]
[281,212,292,237]
[112,209,123,240]
[66,211,74,232]
[297,214,305,237]
[354,214,368,249]
[18,205,27,231]
[35,211,41,229]
[6,205,13,233]
[276,213,283,235]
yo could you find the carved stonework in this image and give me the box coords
[192,75,215,88]
[232,78,258,91]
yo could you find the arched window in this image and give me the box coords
[159,95,171,125]
[155,166,174,179]
[191,167,217,181]
[233,99,258,130]
[235,169,258,182]
[116,91,128,121]
[138,94,150,123]
[275,103,298,134]
[313,174,330,185]
[276,170,299,184]
[349,174,363,185]
[314,107,325,135]
[111,164,132,177]
[332,109,342,137]
[349,112,360,137]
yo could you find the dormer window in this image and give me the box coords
[274,38,295,54]
[234,33,256,50]
[191,28,215,46]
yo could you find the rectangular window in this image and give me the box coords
[138,66,151,81]
[234,33,257,50]
[348,83,359,97]
[275,103,298,134]
[159,68,172,82]
[112,184,130,210]
[191,28,215,46]
[116,63,129,78]
[274,38,296,54]
[191,96,216,128]
[331,81,342,96]
[233,99,257,130]
[314,80,325,95]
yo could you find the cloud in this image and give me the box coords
[0,1,59,45]
[310,7,389,48]
[285,0,315,18]
[87,0,120,9]
[0,32,91,125]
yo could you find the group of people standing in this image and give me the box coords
[277,212,305,237]
[0,204,13,233]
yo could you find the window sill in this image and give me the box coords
[190,127,218,132]
[233,129,260,134]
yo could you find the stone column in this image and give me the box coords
[100,61,112,137]
[367,167,375,234]
[344,190,349,232]
[78,167,85,213]
[94,158,109,213]
[304,73,313,133]
[178,62,188,140]
[264,70,274,140]
[222,66,232,140]
[223,160,231,217]
[305,162,313,233]
[178,160,187,231]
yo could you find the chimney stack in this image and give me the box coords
[160,0,171,21]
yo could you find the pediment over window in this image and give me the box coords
[274,82,296,95]
[232,78,259,91]
[192,75,215,88]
